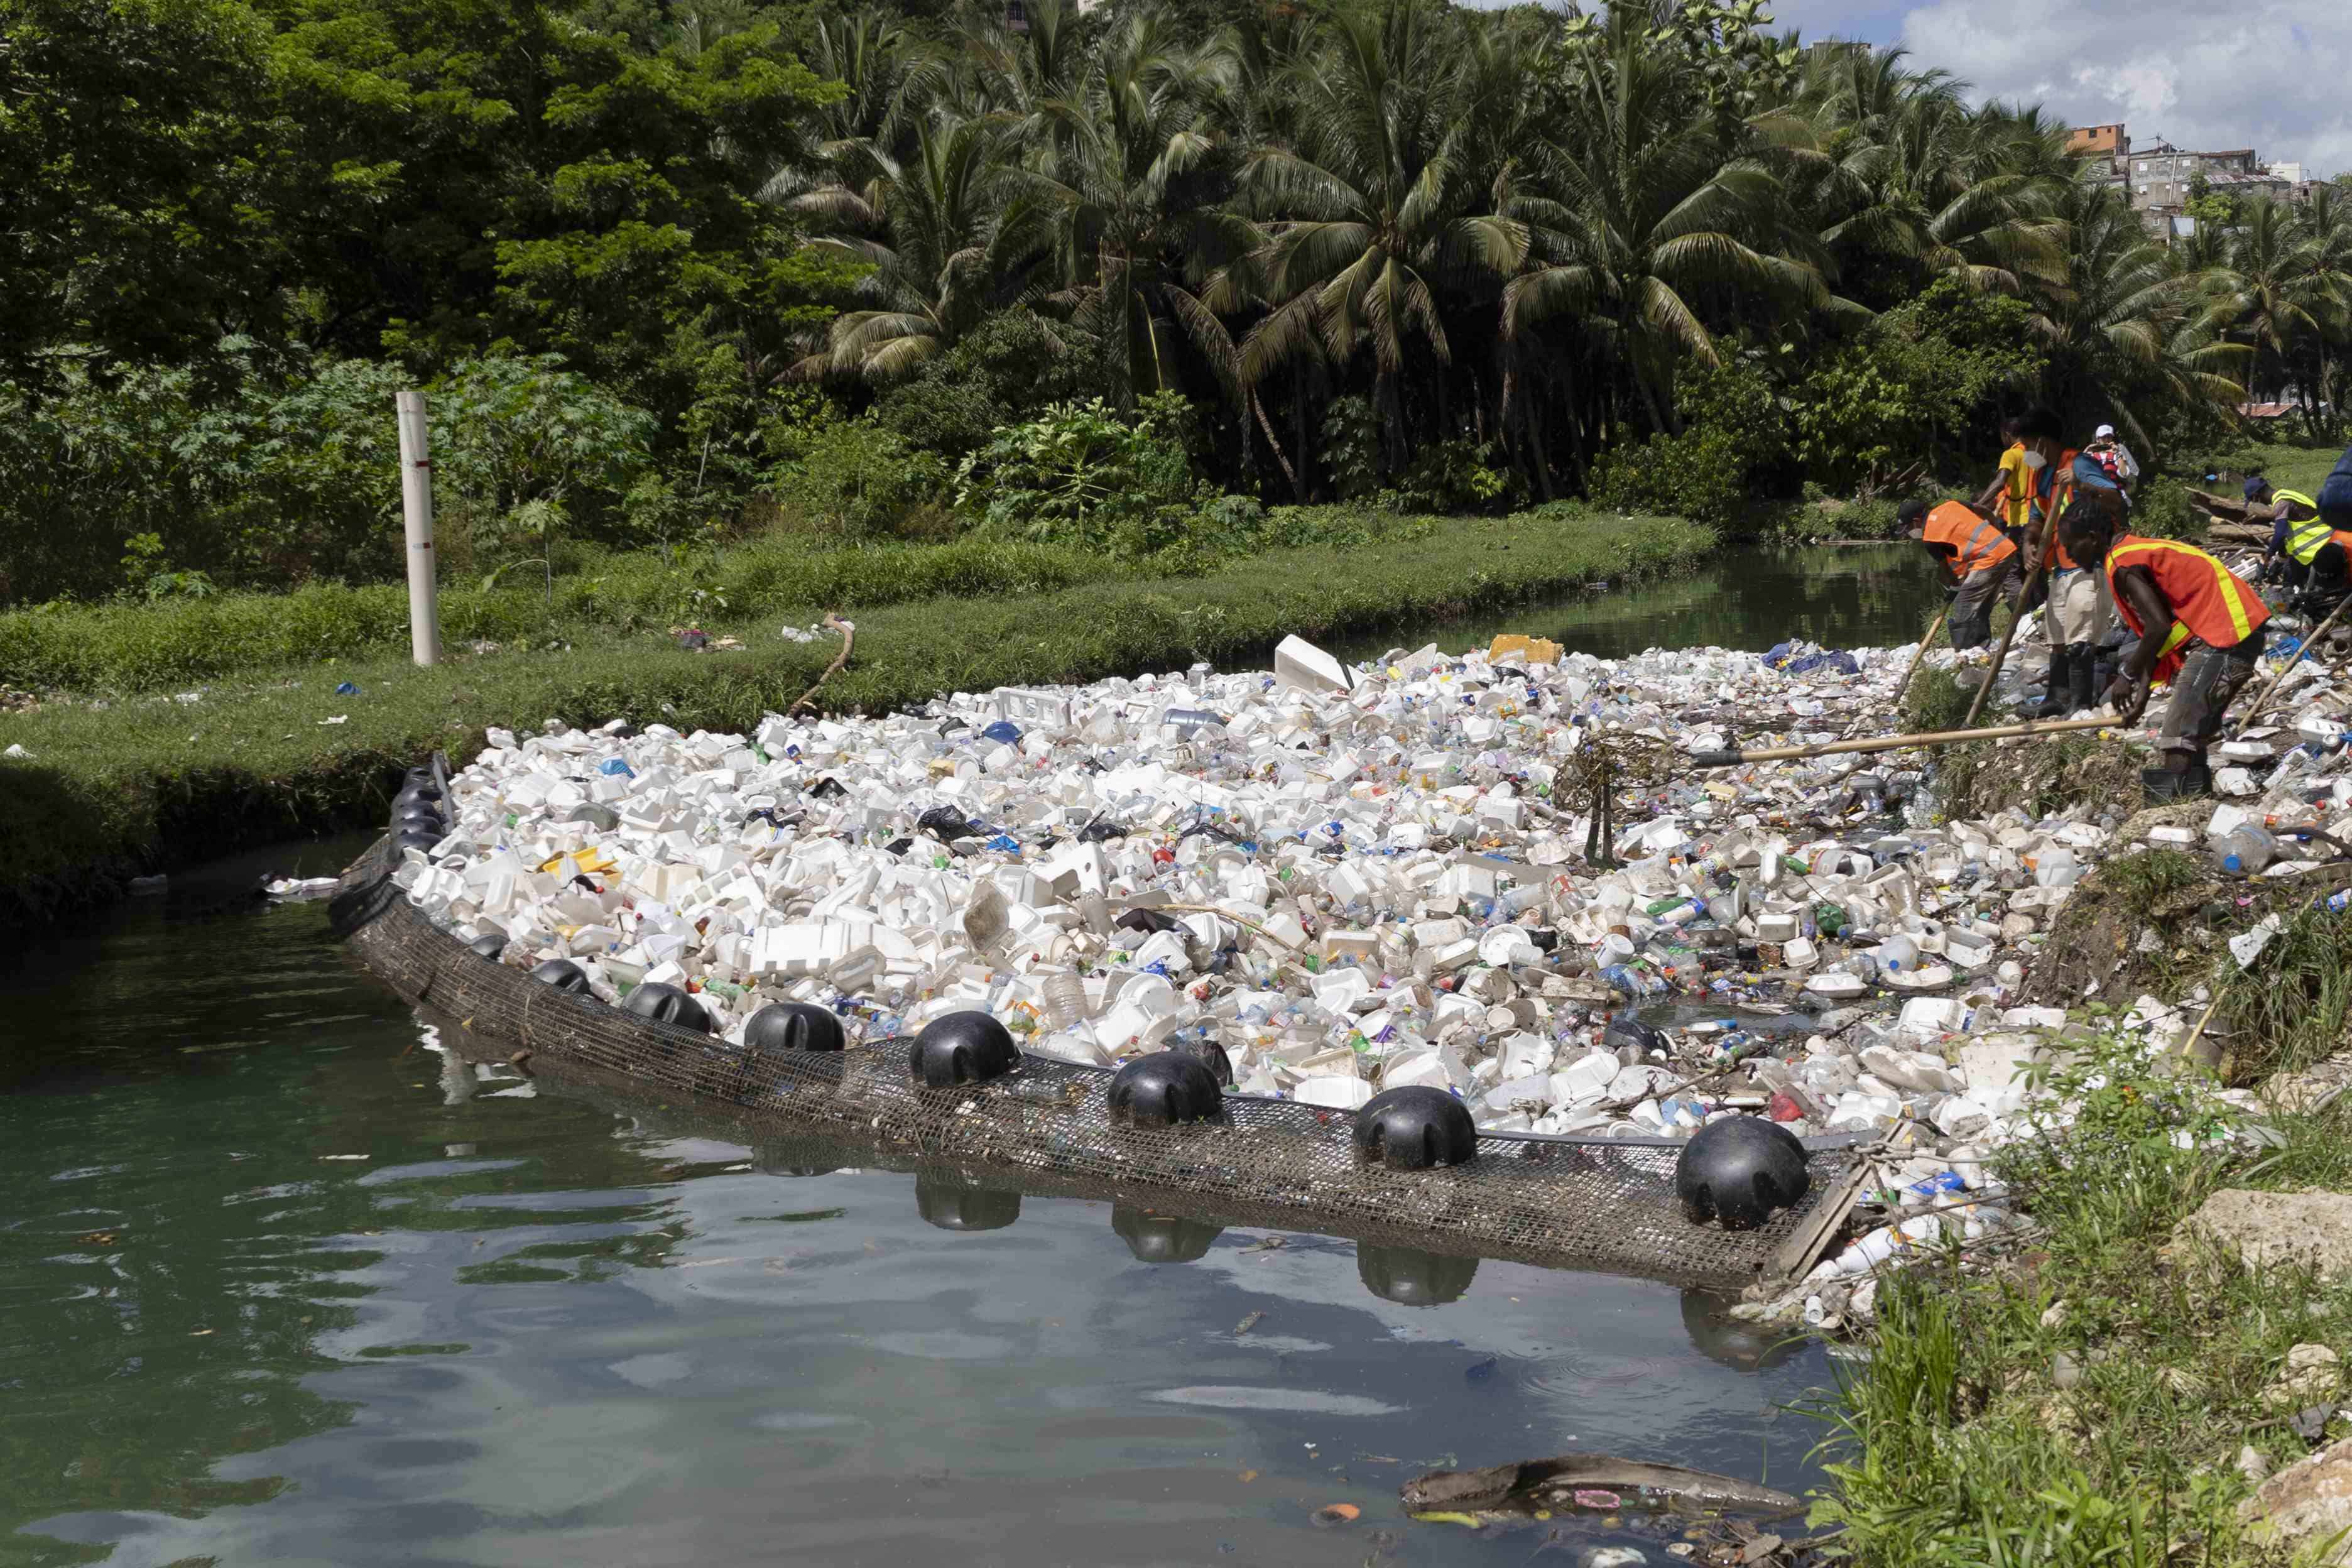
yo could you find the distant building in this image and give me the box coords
[2068,124,2129,159]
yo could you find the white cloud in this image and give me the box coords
[1772,0,2352,177]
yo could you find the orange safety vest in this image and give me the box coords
[1922,501,2017,580]
[2037,449,2081,569]
[2104,535,2269,683]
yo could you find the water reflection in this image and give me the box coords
[1326,543,1944,665]
[1111,1205,1225,1262]
[914,1173,1024,1231]
[1358,1244,1481,1306]
[2,867,1838,1568]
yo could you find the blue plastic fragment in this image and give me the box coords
[599,759,635,777]
[981,720,1023,744]
[335,681,361,695]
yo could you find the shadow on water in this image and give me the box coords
[1,856,1836,1568]
[1326,543,1944,665]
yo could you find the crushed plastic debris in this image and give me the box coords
[383,616,2352,1301]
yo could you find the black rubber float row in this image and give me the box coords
[388,774,1810,1229]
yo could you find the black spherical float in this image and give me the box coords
[1106,1050,1224,1128]
[1352,1086,1478,1170]
[622,981,712,1034]
[743,1001,846,1054]
[1357,1243,1479,1306]
[393,827,442,855]
[1111,1204,1223,1262]
[915,1177,1021,1231]
[908,1011,1018,1089]
[1675,1116,1809,1231]
[530,959,592,995]
[1172,1033,1234,1087]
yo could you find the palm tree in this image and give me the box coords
[1501,3,1836,444]
[2030,182,2243,452]
[1233,2,1527,472]
[784,116,1048,381]
[1773,43,2062,305]
[2204,195,2352,422]
[1023,11,1249,406]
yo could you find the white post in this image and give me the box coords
[396,389,440,667]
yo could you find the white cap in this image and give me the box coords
[2094,423,2116,438]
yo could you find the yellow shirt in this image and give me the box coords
[1997,444,2034,531]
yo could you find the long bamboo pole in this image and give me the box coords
[2240,591,2352,724]
[1690,714,2118,769]
[1963,521,2055,726]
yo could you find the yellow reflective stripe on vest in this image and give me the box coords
[2110,537,2262,645]
[2157,623,2194,658]
[1957,518,2004,572]
[2288,515,2334,564]
[2277,489,2319,512]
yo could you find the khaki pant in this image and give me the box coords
[1948,559,2018,650]
[2042,566,2113,648]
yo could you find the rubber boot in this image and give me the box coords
[2066,643,2097,714]
[2140,751,2213,803]
[2023,647,2073,719]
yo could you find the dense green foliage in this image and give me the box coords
[7,0,2349,606]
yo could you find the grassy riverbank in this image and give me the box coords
[1810,844,2352,1566]
[0,508,1709,928]
[1813,1047,2352,1567]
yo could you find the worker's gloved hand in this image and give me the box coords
[2104,672,2151,724]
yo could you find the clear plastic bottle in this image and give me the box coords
[1040,971,1089,1030]
[2219,825,2278,876]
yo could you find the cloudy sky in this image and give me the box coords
[1763,0,2349,176]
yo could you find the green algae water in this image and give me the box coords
[1,869,1837,1565]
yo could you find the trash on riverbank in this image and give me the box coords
[1400,1452,1803,1516]
[380,606,2352,1302]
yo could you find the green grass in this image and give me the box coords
[0,536,1119,694]
[1812,1033,2352,1568]
[0,509,1711,927]
[2238,437,2343,499]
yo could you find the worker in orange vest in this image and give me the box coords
[2059,489,2270,802]
[1899,497,2018,650]
[2012,411,2115,718]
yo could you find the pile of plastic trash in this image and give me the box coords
[390,623,2352,1309]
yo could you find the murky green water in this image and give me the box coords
[1334,543,1943,665]
[3,837,1836,1567]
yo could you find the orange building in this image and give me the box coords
[2067,123,2128,158]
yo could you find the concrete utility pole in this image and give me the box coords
[396,389,441,667]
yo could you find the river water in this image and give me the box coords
[0,548,1942,1566]
[1331,543,1941,665]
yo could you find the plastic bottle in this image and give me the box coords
[1873,934,1920,972]
[2218,825,2278,876]
[1041,971,1089,1030]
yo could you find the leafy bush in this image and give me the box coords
[1587,425,1748,526]
[1589,358,1794,526]
[954,394,1212,553]
[1792,278,2044,491]
[771,421,950,540]
[874,312,1096,458]
[0,348,664,603]
[1393,437,1516,514]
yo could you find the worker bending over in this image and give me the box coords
[2252,476,2334,594]
[1900,498,2018,650]
[2059,493,2270,802]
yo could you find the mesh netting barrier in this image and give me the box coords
[332,836,1855,1287]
